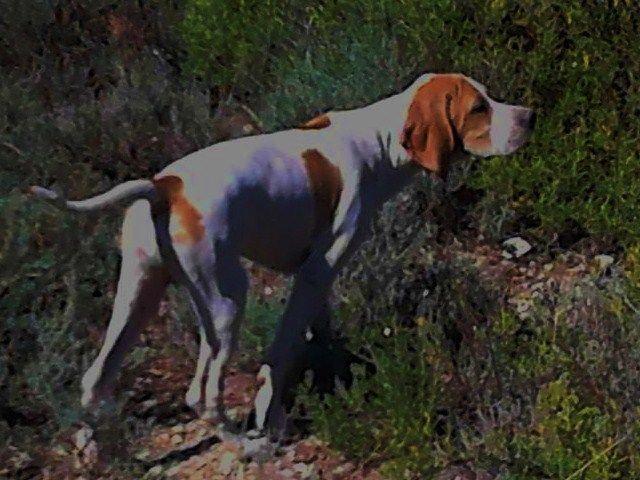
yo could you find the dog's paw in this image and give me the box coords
[80,389,97,409]
[184,384,202,410]
[80,377,111,410]
[200,407,221,424]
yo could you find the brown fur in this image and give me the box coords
[301,149,343,233]
[153,175,205,244]
[298,114,331,130]
[400,75,492,176]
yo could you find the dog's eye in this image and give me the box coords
[471,101,488,114]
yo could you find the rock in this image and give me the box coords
[170,433,183,445]
[144,465,163,478]
[135,449,152,462]
[595,254,614,270]
[293,462,315,479]
[170,424,185,434]
[241,435,274,461]
[502,237,532,259]
[219,451,237,475]
[53,445,68,457]
[516,301,530,313]
[531,281,544,291]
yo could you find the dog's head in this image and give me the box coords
[400,73,535,178]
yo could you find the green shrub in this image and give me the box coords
[299,321,453,478]
[0,0,207,464]
[238,296,282,357]
[303,257,640,479]
[181,0,295,92]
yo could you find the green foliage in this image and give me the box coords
[300,322,452,478]
[0,0,205,465]
[181,0,293,92]
[181,0,640,242]
[303,257,640,479]
[239,297,282,356]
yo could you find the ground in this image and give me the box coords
[1,233,610,480]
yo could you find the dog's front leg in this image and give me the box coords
[255,270,334,437]
[254,193,366,438]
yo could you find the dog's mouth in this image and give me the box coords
[504,126,535,154]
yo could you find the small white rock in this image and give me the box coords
[531,282,544,291]
[594,254,614,270]
[241,435,273,461]
[502,237,532,259]
[145,465,164,478]
[304,328,314,342]
[516,301,530,313]
[219,451,236,475]
[293,462,315,478]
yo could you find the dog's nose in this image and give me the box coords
[527,110,537,130]
[518,108,536,130]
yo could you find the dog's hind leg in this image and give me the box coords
[204,249,248,421]
[184,321,212,410]
[81,200,169,408]
[172,240,247,424]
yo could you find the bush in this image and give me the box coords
[0,0,208,460]
[302,257,640,479]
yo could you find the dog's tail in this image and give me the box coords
[29,179,157,212]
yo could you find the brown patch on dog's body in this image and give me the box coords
[153,175,205,244]
[301,149,343,233]
[298,114,331,130]
[401,75,493,176]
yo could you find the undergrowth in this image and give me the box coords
[301,256,640,479]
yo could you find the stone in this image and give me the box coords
[219,451,237,475]
[144,465,163,478]
[293,462,315,478]
[502,237,532,259]
[594,254,614,270]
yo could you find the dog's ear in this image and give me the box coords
[400,81,456,178]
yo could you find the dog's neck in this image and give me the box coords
[330,74,433,203]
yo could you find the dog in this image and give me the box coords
[30,73,535,436]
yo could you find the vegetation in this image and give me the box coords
[1,0,639,478]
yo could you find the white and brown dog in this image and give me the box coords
[30,73,535,436]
